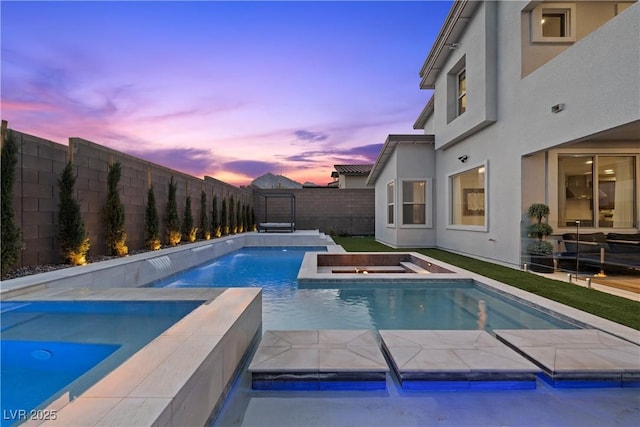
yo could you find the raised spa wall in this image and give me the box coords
[316,253,453,273]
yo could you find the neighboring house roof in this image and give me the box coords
[413,95,434,130]
[419,0,479,89]
[366,135,435,186]
[333,164,373,176]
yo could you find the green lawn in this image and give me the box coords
[332,236,640,330]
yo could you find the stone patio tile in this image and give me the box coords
[401,349,469,372]
[494,329,640,385]
[380,330,541,385]
[249,348,319,372]
[249,330,388,389]
[454,347,540,372]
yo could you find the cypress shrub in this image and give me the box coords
[221,197,229,235]
[57,161,90,265]
[229,195,236,234]
[243,204,249,233]
[250,207,257,231]
[211,195,221,238]
[200,190,210,240]
[182,195,197,243]
[236,200,243,233]
[103,161,128,256]
[145,185,161,250]
[165,176,181,246]
[1,130,22,275]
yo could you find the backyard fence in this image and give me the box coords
[1,122,375,270]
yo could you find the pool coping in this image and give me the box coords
[297,251,639,346]
[0,230,338,300]
[297,251,472,283]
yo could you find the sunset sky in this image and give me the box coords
[1,1,452,186]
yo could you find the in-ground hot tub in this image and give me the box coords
[297,252,466,283]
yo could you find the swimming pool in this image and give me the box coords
[153,247,577,332]
[0,300,202,425]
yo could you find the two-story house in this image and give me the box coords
[368,0,639,270]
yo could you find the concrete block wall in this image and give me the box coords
[4,128,250,268]
[253,188,375,235]
[8,130,69,266]
[3,123,374,270]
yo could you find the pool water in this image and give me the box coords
[0,300,201,423]
[154,247,577,332]
[1,340,120,421]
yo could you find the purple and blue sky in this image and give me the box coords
[1,1,451,186]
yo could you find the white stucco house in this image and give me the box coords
[368,0,640,270]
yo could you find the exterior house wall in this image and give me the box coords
[374,149,399,247]
[428,1,639,268]
[521,1,633,76]
[339,174,369,189]
[434,1,497,149]
[373,143,436,248]
[394,144,436,248]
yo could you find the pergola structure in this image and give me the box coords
[258,193,296,233]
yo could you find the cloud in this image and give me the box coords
[294,129,329,142]
[222,160,281,178]
[341,143,383,162]
[126,147,214,176]
[283,143,383,164]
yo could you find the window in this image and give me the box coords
[531,3,576,42]
[387,181,395,225]
[457,69,466,116]
[447,56,466,123]
[558,155,637,228]
[542,12,567,37]
[402,181,426,225]
[450,165,486,228]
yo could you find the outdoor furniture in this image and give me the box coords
[258,222,295,233]
[557,232,640,274]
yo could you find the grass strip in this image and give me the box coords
[333,236,640,330]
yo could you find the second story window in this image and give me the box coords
[542,12,567,37]
[457,69,467,116]
[447,55,466,123]
[531,3,576,43]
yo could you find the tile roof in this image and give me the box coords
[333,164,373,175]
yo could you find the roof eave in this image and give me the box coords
[413,95,435,130]
[366,135,435,186]
[419,1,479,89]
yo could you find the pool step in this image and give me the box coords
[248,330,389,390]
[494,329,640,388]
[249,329,640,391]
[399,261,431,274]
[379,330,541,390]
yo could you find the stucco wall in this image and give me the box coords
[425,1,639,268]
[373,142,436,248]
